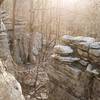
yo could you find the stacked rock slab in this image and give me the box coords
[48,35,100,100]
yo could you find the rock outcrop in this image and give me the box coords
[0,59,25,100]
[0,19,16,75]
[47,35,100,100]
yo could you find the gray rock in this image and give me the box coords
[0,60,25,100]
[51,54,80,62]
[92,69,99,75]
[54,45,73,55]
[79,60,89,66]
[76,42,90,51]
[90,42,100,49]
[0,72,25,100]
[61,35,95,45]
[86,64,93,72]
[89,42,100,57]
[73,36,95,43]
[61,35,74,45]
[89,48,100,57]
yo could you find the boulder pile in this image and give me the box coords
[52,35,100,73]
[47,35,100,100]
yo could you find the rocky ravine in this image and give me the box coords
[47,35,100,100]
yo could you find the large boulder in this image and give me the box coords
[0,60,25,100]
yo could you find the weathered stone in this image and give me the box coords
[86,64,93,72]
[0,20,16,75]
[90,42,100,49]
[89,54,100,63]
[0,60,25,100]
[48,60,93,100]
[61,35,95,46]
[51,54,80,62]
[79,60,89,66]
[89,49,100,57]
[54,45,73,56]
[77,49,88,58]
[91,69,99,75]
[73,36,95,43]
[88,42,100,58]
[76,42,90,51]
[61,35,74,45]
[0,72,25,100]
[48,35,100,100]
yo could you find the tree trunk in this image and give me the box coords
[0,0,4,6]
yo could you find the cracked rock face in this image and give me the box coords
[48,35,100,100]
[0,60,25,100]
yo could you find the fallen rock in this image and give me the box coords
[54,45,73,56]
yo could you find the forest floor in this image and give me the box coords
[16,63,49,100]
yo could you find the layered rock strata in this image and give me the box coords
[48,35,100,100]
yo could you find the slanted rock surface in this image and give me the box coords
[48,35,100,100]
[0,60,25,100]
